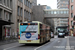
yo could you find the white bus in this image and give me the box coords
[18,21,51,44]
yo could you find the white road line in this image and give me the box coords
[66,36,70,50]
[3,45,19,50]
[65,36,67,38]
[55,36,57,38]
[58,41,60,43]
[34,41,51,50]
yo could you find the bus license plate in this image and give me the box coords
[27,40,31,42]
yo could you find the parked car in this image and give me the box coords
[51,32,54,38]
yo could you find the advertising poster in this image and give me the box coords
[20,25,38,40]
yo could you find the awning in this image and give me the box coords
[0,20,14,25]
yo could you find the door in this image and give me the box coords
[0,25,2,40]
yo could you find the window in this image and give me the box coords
[67,11,68,14]
[26,11,27,18]
[71,0,73,2]
[17,6,20,16]
[0,10,1,18]
[71,5,73,10]
[30,3,32,8]
[10,0,12,8]
[29,12,30,20]
[64,11,66,14]
[20,20,22,22]
[51,11,53,14]
[24,10,26,18]
[27,0,28,6]
[21,0,23,2]
[54,11,57,14]
[9,13,11,21]
[29,12,30,17]
[60,21,68,22]
[29,1,30,8]
[71,21,73,26]
[66,5,68,6]
[60,18,68,19]
[61,11,63,14]
[21,8,23,17]
[4,11,9,20]
[28,1,29,7]
[0,0,2,3]
[4,0,6,5]
[24,0,26,5]
[62,5,63,6]
[30,13,31,17]
[57,11,59,14]
[48,11,50,14]
[71,13,73,18]
[19,0,23,3]
[7,0,9,7]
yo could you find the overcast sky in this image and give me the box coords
[37,0,57,9]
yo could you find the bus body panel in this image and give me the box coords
[18,21,50,44]
[19,40,40,44]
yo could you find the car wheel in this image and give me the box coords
[52,36,54,38]
[58,36,59,38]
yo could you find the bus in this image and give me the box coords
[18,21,51,44]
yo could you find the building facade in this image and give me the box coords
[69,0,75,36]
[44,9,69,33]
[0,0,13,40]
[0,0,37,40]
[32,5,54,32]
[12,0,37,38]
[57,0,69,9]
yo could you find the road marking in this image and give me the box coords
[3,45,19,50]
[58,41,60,43]
[66,36,70,50]
[65,36,67,38]
[34,41,51,50]
[55,36,57,38]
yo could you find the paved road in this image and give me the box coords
[0,36,71,50]
[69,36,75,50]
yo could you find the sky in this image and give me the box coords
[37,0,57,9]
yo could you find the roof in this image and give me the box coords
[21,21,50,27]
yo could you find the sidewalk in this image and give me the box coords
[69,36,75,47]
[0,39,18,45]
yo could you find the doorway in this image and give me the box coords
[0,25,2,40]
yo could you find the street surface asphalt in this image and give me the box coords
[0,35,75,50]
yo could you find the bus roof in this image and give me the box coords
[20,21,50,27]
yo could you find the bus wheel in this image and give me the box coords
[48,40,50,42]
